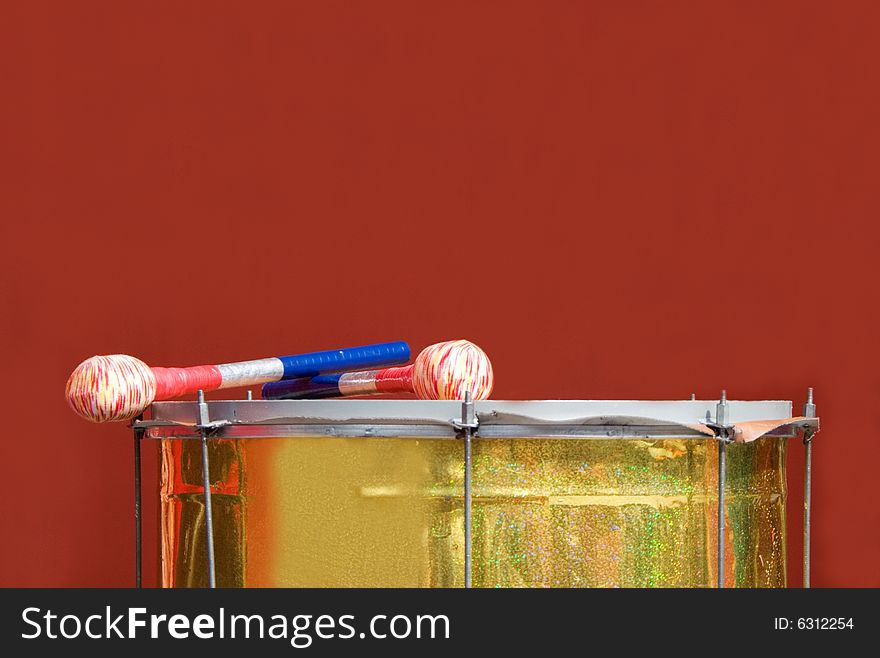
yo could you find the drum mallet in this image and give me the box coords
[262,339,494,401]
[66,341,411,422]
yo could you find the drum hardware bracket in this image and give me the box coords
[702,422,736,441]
[194,420,232,434]
[802,427,815,445]
[450,404,479,433]
[450,418,479,431]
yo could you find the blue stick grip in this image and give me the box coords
[263,374,344,400]
[277,341,410,379]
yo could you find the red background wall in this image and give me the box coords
[1,1,877,587]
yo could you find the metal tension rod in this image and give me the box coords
[802,387,817,589]
[132,414,144,588]
[197,390,217,589]
[455,392,477,589]
[715,390,730,589]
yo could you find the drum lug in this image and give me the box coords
[450,396,479,433]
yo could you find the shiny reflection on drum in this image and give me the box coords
[160,435,786,588]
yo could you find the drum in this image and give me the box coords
[145,399,799,588]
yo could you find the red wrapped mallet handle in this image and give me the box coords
[65,342,411,423]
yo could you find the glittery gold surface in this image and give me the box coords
[160,436,786,587]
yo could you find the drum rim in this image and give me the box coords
[138,399,813,441]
